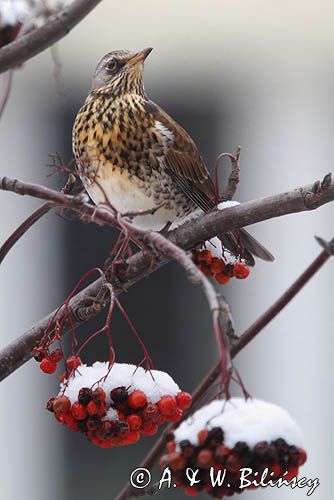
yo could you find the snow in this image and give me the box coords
[174,398,303,449]
[200,200,245,264]
[59,361,180,405]
[104,407,118,422]
[0,1,30,26]
[217,201,240,210]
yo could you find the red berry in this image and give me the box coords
[126,414,142,431]
[166,440,176,453]
[197,449,214,467]
[226,452,241,472]
[98,421,116,439]
[140,421,158,435]
[55,412,78,432]
[87,400,98,416]
[49,348,63,363]
[142,403,158,421]
[298,448,307,466]
[166,408,182,423]
[176,392,192,411]
[215,445,230,463]
[97,401,106,417]
[270,463,281,477]
[40,358,57,374]
[211,258,225,274]
[71,402,88,420]
[155,414,165,425]
[197,429,208,445]
[66,356,82,371]
[284,467,298,480]
[168,452,186,471]
[157,395,177,416]
[128,390,147,409]
[215,273,230,285]
[183,486,199,496]
[233,262,250,279]
[86,417,101,431]
[116,421,130,438]
[53,395,71,414]
[197,250,212,265]
[198,264,214,277]
[92,387,106,402]
[46,397,55,412]
[121,430,140,445]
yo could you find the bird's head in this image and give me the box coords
[90,48,153,97]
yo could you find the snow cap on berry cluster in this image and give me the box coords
[0,1,30,26]
[60,362,180,405]
[174,398,303,449]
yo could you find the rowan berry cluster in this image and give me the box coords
[161,433,307,497]
[160,398,307,497]
[193,249,250,285]
[34,346,82,377]
[45,362,192,448]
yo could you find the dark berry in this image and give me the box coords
[78,387,93,405]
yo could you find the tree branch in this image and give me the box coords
[0,172,333,382]
[0,0,103,74]
[114,236,334,500]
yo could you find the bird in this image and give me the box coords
[72,47,274,265]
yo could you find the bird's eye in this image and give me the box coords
[106,59,118,72]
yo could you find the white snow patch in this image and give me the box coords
[60,362,180,405]
[104,407,118,422]
[174,398,303,450]
[201,201,244,263]
[0,1,30,26]
[217,201,240,210]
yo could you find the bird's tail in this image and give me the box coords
[219,228,274,266]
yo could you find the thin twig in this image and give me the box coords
[0,202,51,264]
[0,174,76,265]
[123,223,234,394]
[214,146,241,203]
[0,70,13,118]
[0,0,103,74]
[114,237,334,500]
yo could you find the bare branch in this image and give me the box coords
[0,173,333,381]
[114,237,334,500]
[0,70,13,117]
[0,174,76,265]
[0,0,103,74]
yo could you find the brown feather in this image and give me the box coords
[144,100,215,211]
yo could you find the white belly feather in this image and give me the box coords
[82,172,180,231]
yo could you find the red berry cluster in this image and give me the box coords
[160,430,307,497]
[34,345,83,377]
[33,347,66,374]
[47,387,192,448]
[193,250,250,285]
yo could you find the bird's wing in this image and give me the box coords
[144,100,215,212]
[144,100,274,264]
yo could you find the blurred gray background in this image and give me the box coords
[0,1,333,499]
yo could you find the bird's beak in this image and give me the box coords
[126,47,153,66]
